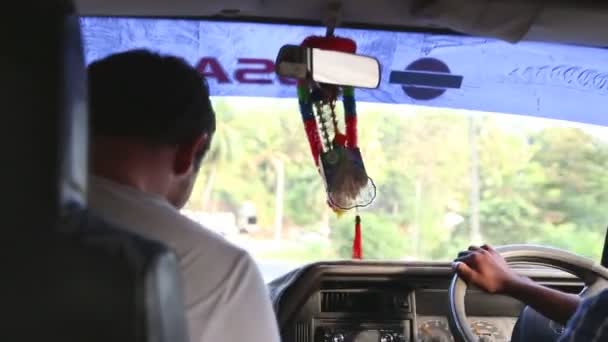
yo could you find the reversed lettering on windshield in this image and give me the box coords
[508,65,608,95]
[196,57,296,85]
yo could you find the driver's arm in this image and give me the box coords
[453,244,580,325]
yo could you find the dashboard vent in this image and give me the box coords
[322,291,357,312]
[321,291,410,313]
[295,322,309,342]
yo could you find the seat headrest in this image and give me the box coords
[0,2,88,227]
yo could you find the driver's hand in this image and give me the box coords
[453,244,522,294]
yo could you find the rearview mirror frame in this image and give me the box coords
[275,44,381,89]
[275,44,311,80]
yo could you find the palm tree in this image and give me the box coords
[247,114,309,242]
[249,137,290,242]
[271,157,285,241]
[200,102,240,211]
[469,115,482,245]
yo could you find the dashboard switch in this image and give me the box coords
[380,333,394,342]
[332,333,345,342]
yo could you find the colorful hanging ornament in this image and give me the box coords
[296,34,377,259]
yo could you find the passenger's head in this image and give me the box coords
[88,49,215,208]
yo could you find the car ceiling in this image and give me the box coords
[75,0,608,47]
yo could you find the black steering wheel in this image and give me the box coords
[448,244,608,342]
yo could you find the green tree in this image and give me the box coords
[476,117,545,245]
[198,100,242,210]
[330,212,407,260]
[532,128,608,233]
[184,98,608,264]
[527,128,608,259]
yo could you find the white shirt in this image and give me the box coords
[88,176,281,342]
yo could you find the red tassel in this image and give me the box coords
[352,215,362,259]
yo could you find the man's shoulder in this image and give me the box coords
[88,176,247,262]
[130,203,248,264]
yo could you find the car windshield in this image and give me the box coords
[82,17,608,281]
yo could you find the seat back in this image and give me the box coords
[1,3,189,341]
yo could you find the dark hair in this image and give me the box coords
[88,49,215,165]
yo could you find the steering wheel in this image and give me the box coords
[448,244,608,342]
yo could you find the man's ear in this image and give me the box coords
[173,134,207,176]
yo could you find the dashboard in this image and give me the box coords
[269,261,583,342]
[417,316,516,342]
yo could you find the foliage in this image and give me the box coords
[185,97,608,263]
[330,212,408,260]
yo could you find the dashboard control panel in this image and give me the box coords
[272,262,584,342]
[309,288,414,342]
[314,321,410,342]
[417,316,517,342]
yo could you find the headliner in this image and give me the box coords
[75,0,608,47]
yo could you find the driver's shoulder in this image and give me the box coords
[578,289,608,318]
[560,290,608,342]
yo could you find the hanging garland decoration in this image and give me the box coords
[297,35,376,259]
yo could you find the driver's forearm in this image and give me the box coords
[506,276,580,325]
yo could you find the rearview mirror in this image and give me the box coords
[275,45,381,89]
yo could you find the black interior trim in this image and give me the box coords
[80,14,465,37]
[601,226,608,268]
